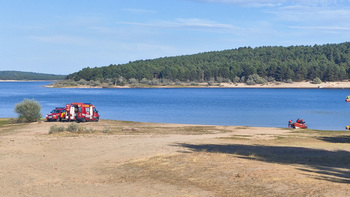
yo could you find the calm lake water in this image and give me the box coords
[1,81,350,130]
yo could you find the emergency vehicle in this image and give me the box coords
[64,103,100,122]
[46,107,66,122]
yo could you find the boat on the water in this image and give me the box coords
[346,95,350,102]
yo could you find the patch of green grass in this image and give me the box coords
[235,126,250,130]
[136,126,227,135]
[0,118,9,126]
[291,129,350,135]
[221,135,253,140]
[275,136,286,140]
[0,118,31,135]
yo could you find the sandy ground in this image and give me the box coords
[2,79,350,89]
[46,81,350,89]
[219,81,350,89]
[1,120,350,196]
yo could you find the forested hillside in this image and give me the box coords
[0,71,66,80]
[67,42,350,84]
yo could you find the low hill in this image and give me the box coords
[0,71,66,80]
[67,42,350,83]
[67,42,350,84]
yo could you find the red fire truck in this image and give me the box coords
[64,103,100,122]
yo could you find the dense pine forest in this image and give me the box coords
[0,71,66,80]
[67,42,350,85]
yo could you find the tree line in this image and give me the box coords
[67,42,350,84]
[0,71,66,80]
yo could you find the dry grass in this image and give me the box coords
[0,118,31,135]
[107,151,350,196]
[46,120,233,135]
[100,124,350,196]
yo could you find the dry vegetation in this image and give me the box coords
[1,119,350,196]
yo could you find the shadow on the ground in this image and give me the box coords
[175,143,350,183]
[318,135,350,143]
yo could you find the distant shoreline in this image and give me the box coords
[47,81,350,89]
[219,81,350,89]
[0,80,56,82]
[2,80,350,89]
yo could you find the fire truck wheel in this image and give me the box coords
[95,117,99,122]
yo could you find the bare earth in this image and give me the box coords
[220,81,350,89]
[1,120,350,196]
[44,80,350,89]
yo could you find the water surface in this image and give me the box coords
[1,81,349,130]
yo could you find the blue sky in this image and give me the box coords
[1,0,350,75]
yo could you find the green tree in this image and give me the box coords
[14,99,42,122]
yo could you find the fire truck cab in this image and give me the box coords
[65,103,100,122]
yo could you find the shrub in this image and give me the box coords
[66,123,81,133]
[161,79,172,86]
[77,79,87,85]
[312,77,322,84]
[233,76,240,83]
[286,79,293,83]
[53,80,77,87]
[246,79,256,85]
[48,123,95,134]
[14,99,42,122]
[207,78,216,86]
[102,126,110,133]
[7,118,22,124]
[140,78,149,84]
[129,78,138,85]
[149,79,160,86]
[266,76,276,83]
[216,76,224,83]
[174,80,183,86]
[49,125,65,134]
[91,80,101,86]
[246,74,267,85]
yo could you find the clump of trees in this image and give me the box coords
[14,99,42,122]
[0,71,65,80]
[66,42,350,85]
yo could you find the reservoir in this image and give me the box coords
[1,81,349,130]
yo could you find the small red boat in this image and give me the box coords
[346,95,350,102]
[291,122,307,129]
[288,119,307,129]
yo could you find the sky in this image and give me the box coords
[1,0,350,75]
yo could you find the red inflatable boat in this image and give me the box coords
[291,122,307,129]
[288,119,307,129]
